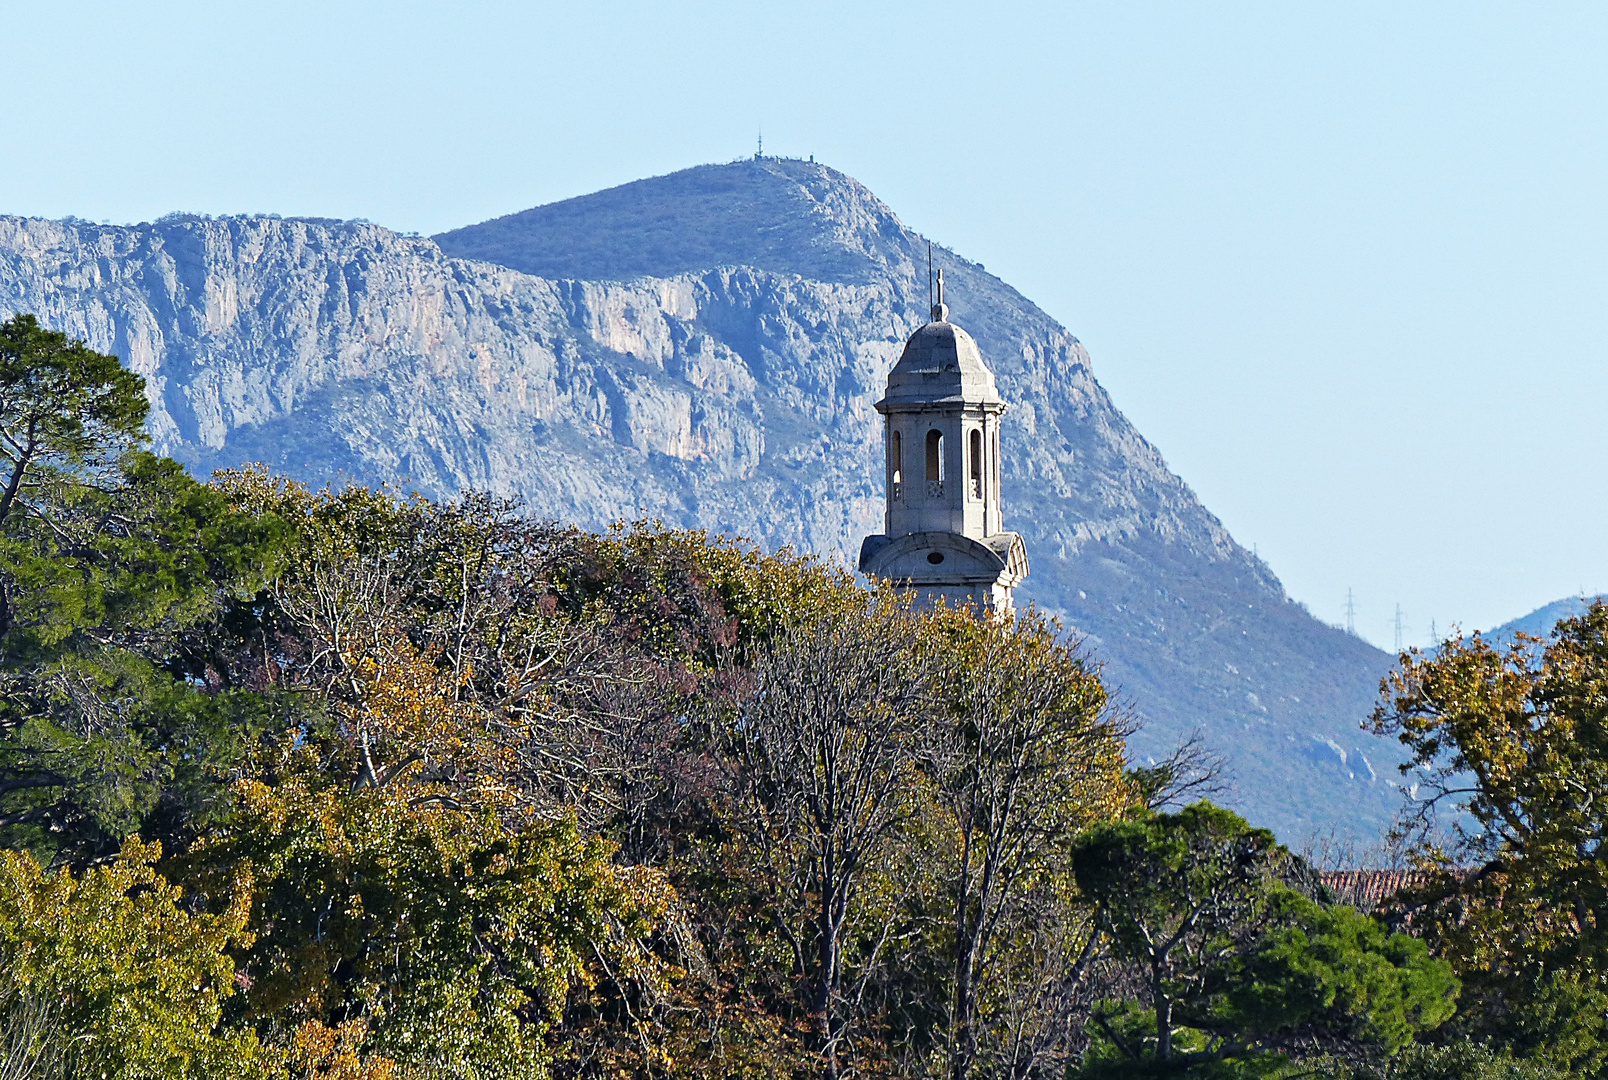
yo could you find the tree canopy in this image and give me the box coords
[0,310,1597,1079]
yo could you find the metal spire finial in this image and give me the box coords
[931,267,949,322]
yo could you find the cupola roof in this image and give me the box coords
[878,272,1003,409]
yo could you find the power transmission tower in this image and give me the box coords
[1393,604,1404,653]
[1345,589,1356,636]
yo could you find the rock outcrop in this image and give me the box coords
[0,159,1403,840]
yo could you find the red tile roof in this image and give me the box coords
[1319,869,1434,910]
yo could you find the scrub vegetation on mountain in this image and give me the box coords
[0,318,1594,1078]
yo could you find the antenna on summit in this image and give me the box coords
[755,130,763,160]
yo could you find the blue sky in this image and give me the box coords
[4,1,1604,647]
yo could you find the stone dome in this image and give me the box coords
[877,317,1004,409]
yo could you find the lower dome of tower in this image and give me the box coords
[879,320,1004,407]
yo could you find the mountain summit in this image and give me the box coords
[434,158,916,284]
[0,158,1401,839]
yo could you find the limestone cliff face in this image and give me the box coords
[0,160,1402,840]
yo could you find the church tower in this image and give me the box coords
[858,272,1029,613]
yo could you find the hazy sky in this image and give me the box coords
[4,1,1604,647]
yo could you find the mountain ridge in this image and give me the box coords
[0,158,1403,840]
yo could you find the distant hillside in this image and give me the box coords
[0,158,1403,840]
[1482,595,1604,647]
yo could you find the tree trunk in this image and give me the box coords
[951,826,978,1080]
[1153,963,1173,1062]
[0,430,35,532]
[952,940,975,1080]
[817,902,840,1080]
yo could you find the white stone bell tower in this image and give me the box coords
[858,272,1029,613]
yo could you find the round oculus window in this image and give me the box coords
[926,552,945,564]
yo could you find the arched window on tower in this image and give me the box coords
[926,429,944,497]
[969,429,983,500]
[890,429,903,502]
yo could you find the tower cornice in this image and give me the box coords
[873,398,1009,416]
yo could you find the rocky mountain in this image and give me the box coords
[0,158,1404,841]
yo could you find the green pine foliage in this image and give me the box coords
[1071,805,1458,1076]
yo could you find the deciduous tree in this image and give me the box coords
[0,836,275,1079]
[1371,602,1608,1073]
[182,761,668,1080]
[921,607,1129,1080]
[718,591,930,1078]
